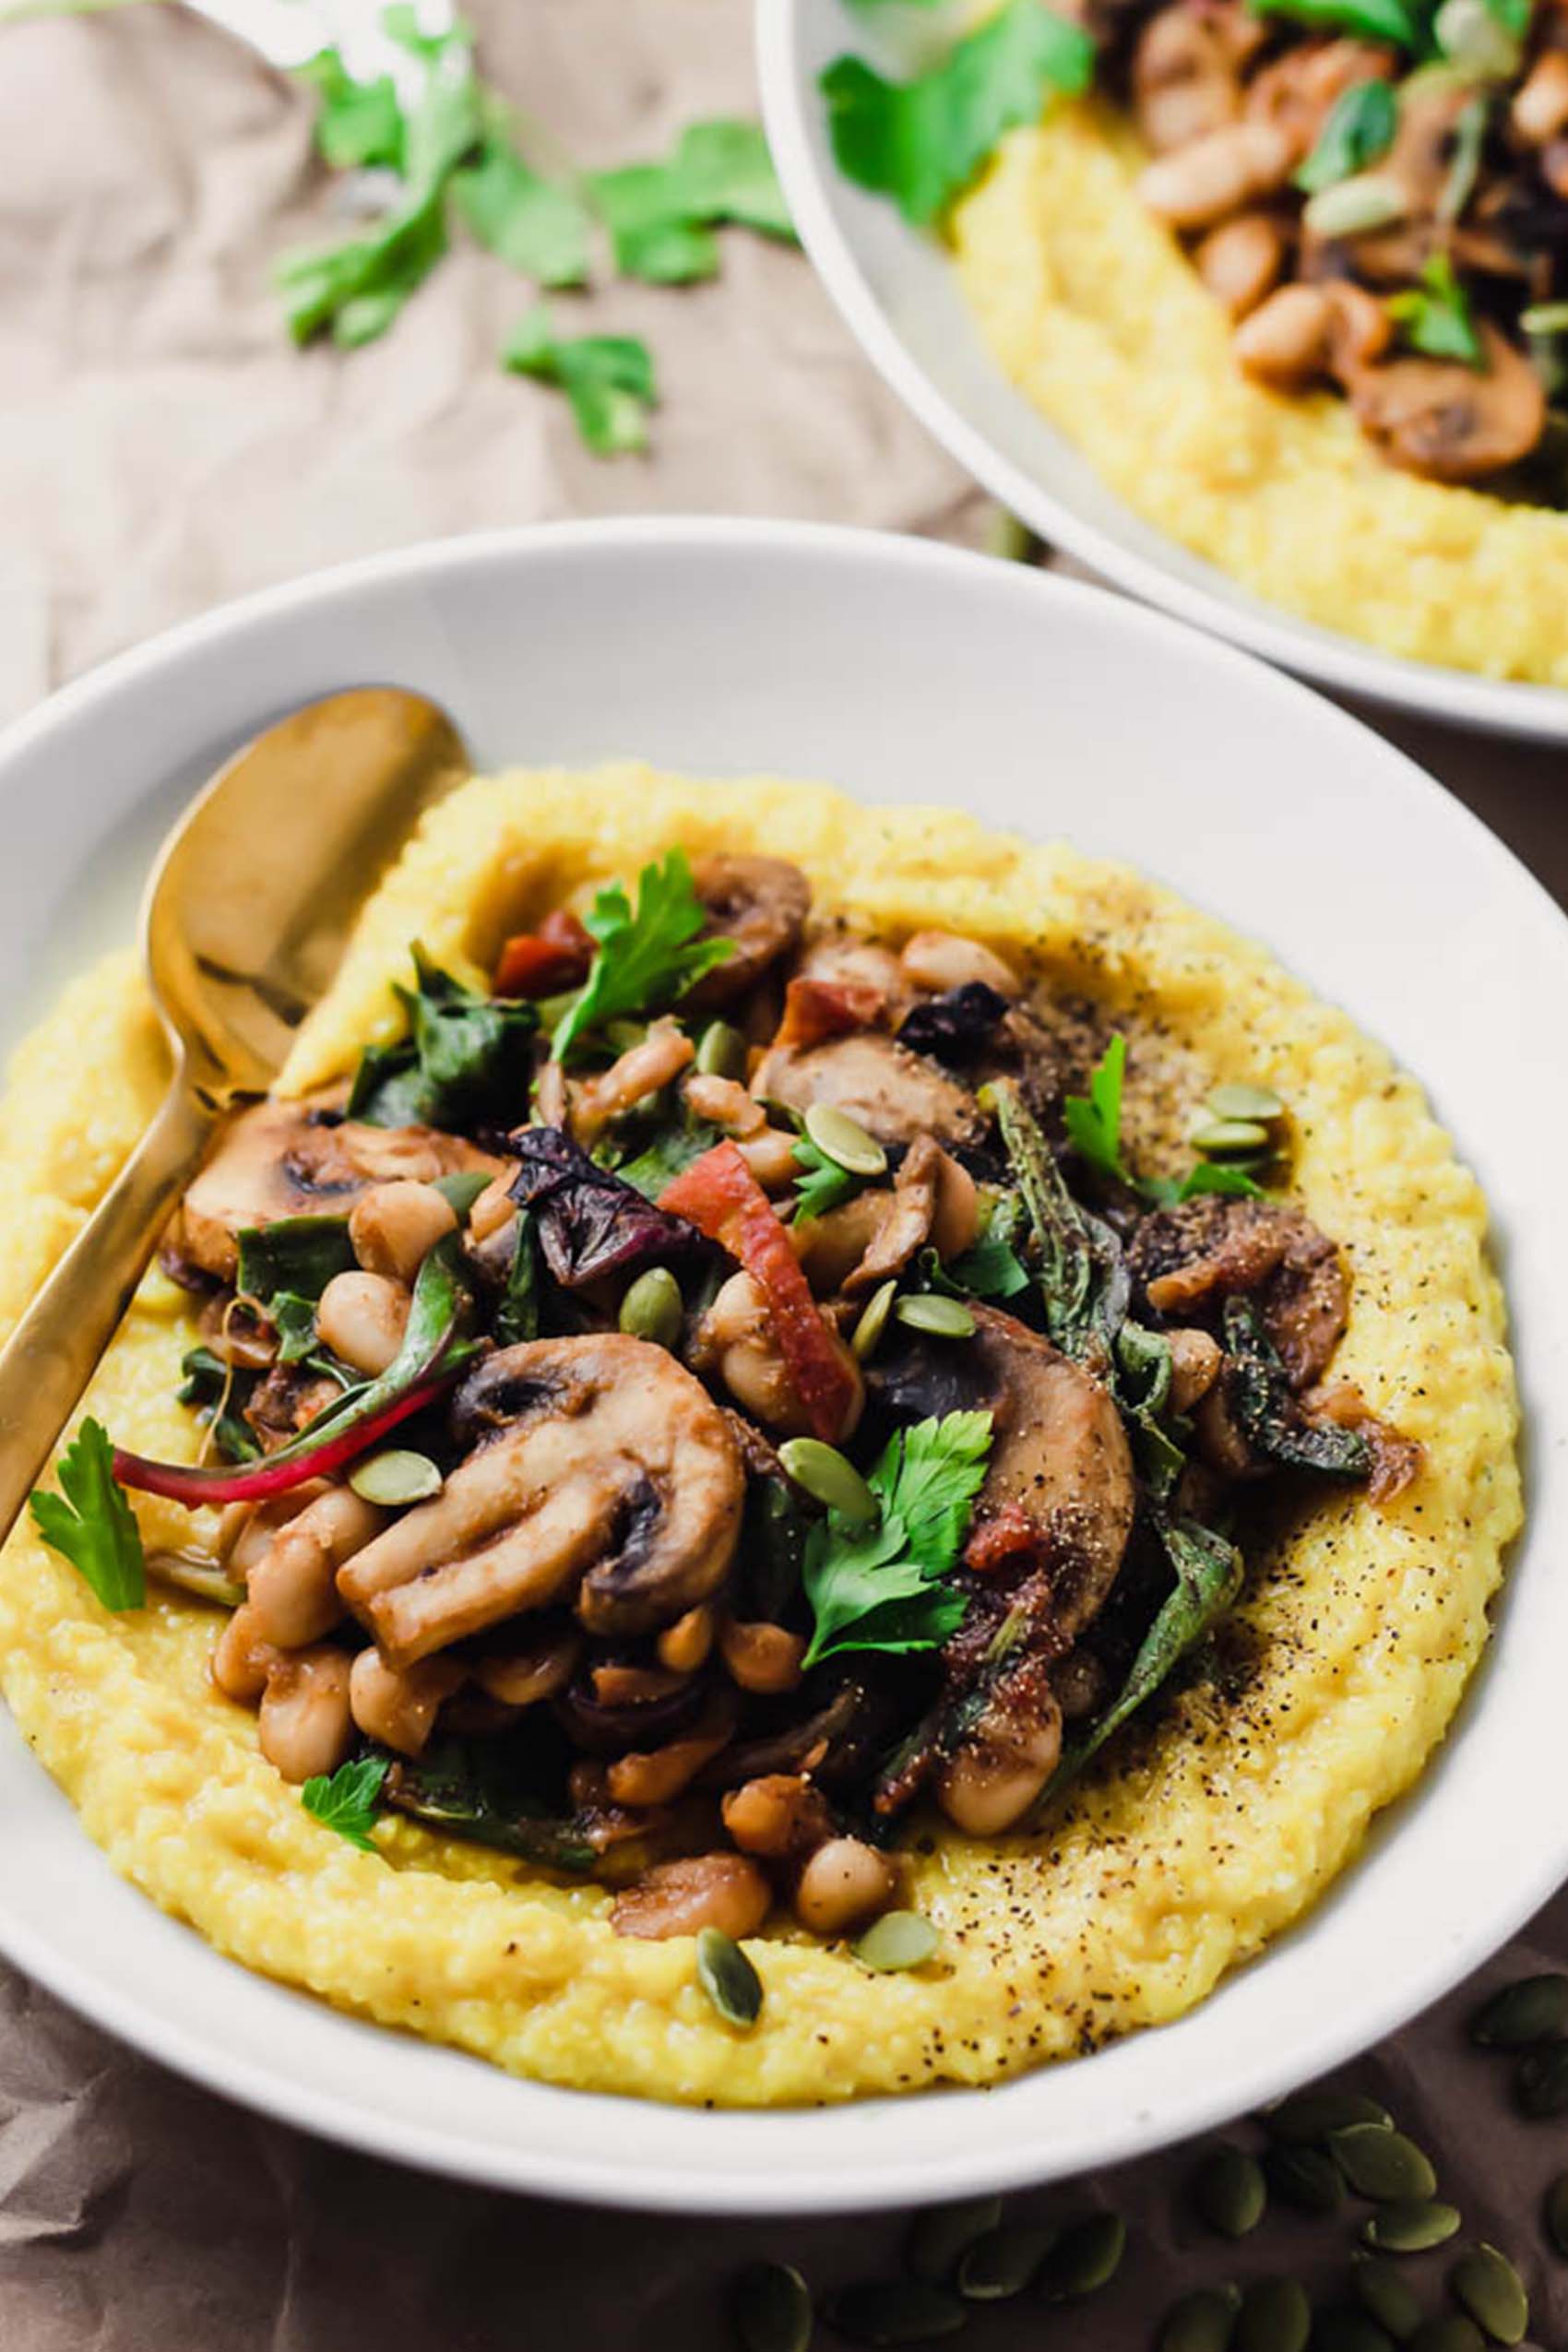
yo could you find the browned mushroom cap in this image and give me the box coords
[752,1030,983,1149]
[1131,0,1260,154]
[178,1096,497,1281]
[1343,323,1547,481]
[1128,1194,1349,1388]
[683,854,811,1012]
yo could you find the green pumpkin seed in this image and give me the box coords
[803,1102,887,1180]
[1313,2310,1396,2352]
[955,2223,1054,2301]
[1161,2286,1242,2352]
[432,1169,491,1217]
[1363,2203,1462,2256]
[1433,0,1521,73]
[348,1448,443,1506]
[1523,299,1568,336]
[1450,2246,1528,2346]
[904,2196,1004,2286]
[619,1265,683,1349]
[894,1293,975,1340]
[1331,2126,1437,2204]
[1408,2322,1484,2352]
[1470,1976,1568,2050]
[696,1019,747,1080]
[1301,172,1408,241]
[852,1910,940,1973]
[1267,2144,1347,2215]
[695,1926,762,2028]
[731,2261,814,2352]
[825,2279,967,2344]
[851,1278,898,1363]
[1266,2090,1394,2144]
[1542,2171,1568,2258]
[1515,2043,1568,2117]
[1236,2276,1312,2352]
[1194,2146,1268,2239]
[1352,2254,1424,2340]
[1188,1117,1274,1157]
[1206,1082,1286,1123]
[1037,2211,1125,2299]
[778,1437,877,1526]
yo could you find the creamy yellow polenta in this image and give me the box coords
[952,101,1568,685]
[0,765,1520,2104]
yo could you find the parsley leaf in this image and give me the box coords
[451,137,593,288]
[347,945,538,1129]
[941,1191,1032,1299]
[802,1410,992,1668]
[675,120,795,239]
[503,306,659,455]
[301,1753,388,1852]
[791,1134,861,1221]
[1063,1030,1130,1185]
[550,849,733,1063]
[1387,252,1484,364]
[821,0,1094,229]
[1249,0,1425,49]
[296,51,404,172]
[593,119,794,283]
[29,1419,145,1612]
[1294,78,1396,192]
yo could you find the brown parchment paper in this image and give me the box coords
[1,4,1564,2344]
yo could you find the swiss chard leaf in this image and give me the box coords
[1223,1298,1374,1479]
[269,1289,321,1364]
[1248,0,1426,51]
[237,1215,355,1304]
[347,945,538,1130]
[988,1075,1116,1359]
[301,1753,388,1851]
[939,1191,1031,1301]
[494,1204,540,1347]
[508,1127,707,1289]
[29,1418,146,1611]
[615,1113,724,1201]
[176,1348,263,1464]
[549,849,732,1063]
[802,1410,992,1668]
[383,1738,599,1870]
[1294,77,1397,192]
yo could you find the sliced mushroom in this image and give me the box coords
[338,1336,745,1660]
[1341,324,1547,482]
[1128,1194,1349,1388]
[684,854,811,1012]
[752,1031,983,1150]
[178,1096,496,1281]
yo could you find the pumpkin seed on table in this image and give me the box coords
[904,2196,1003,2286]
[1236,2275,1313,2352]
[619,1264,683,1348]
[1408,2321,1484,2352]
[1313,2310,1396,2352]
[348,1448,443,1505]
[803,1102,886,1179]
[1513,2042,1568,2117]
[824,2279,967,2345]
[1266,2090,1393,2144]
[695,1926,762,2027]
[1469,1975,1568,2050]
[1266,2143,1347,2215]
[1330,2126,1438,2204]
[1352,2254,1424,2341]
[1206,1081,1285,1123]
[850,1278,897,1363]
[893,1293,975,1340]
[731,2261,814,2352]
[1449,2246,1528,2346]
[778,1437,877,1526]
[1363,2202,1462,2255]
[955,2222,1054,2300]
[1036,2210,1125,2299]
[852,1910,939,1973]
[1161,2285,1243,2352]
[1542,2170,1568,2257]
[1194,2144,1268,2238]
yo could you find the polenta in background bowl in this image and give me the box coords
[0,520,1559,2212]
[758,0,1568,741]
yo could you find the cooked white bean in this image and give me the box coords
[792,1836,900,1936]
[257,1647,354,1785]
[349,1180,457,1284]
[316,1269,410,1375]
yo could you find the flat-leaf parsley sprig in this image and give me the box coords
[302,1754,390,1851]
[29,1417,146,1612]
[550,848,735,1063]
[802,1410,992,1668]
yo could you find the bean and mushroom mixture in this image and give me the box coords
[118,847,1419,1950]
[1096,0,1568,488]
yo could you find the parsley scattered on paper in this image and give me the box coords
[802,1411,992,1668]
[550,849,734,1064]
[502,308,658,456]
[29,1418,146,1612]
[452,131,593,288]
[297,50,404,172]
[820,0,1093,229]
[1387,252,1485,365]
[301,1754,389,1851]
[594,120,795,284]
[1294,77,1396,193]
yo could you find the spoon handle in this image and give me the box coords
[0,1076,217,1540]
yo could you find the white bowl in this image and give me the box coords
[756,0,1568,744]
[0,519,1561,2214]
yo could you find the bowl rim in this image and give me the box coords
[0,512,1561,2214]
[754,0,1568,746]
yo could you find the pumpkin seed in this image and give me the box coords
[1267,2144,1347,2215]
[1331,2127,1438,2204]
[1236,2276,1312,2352]
[1037,2211,1125,2299]
[1450,2246,1528,2346]
[850,1278,897,1363]
[1301,172,1409,241]
[894,1293,975,1340]
[1522,300,1568,336]
[853,1910,939,1973]
[1267,2090,1393,2144]
[955,2223,1054,2301]
[1206,1082,1286,1123]
[348,1448,443,1506]
[731,2262,814,2352]
[1194,2145,1268,2238]
[904,2196,1004,2286]
[697,1019,747,1080]
[1352,2254,1424,2340]
[619,1265,683,1349]
[803,1103,886,1180]
[1470,1976,1568,2050]
[825,2279,968,2344]
[1188,1117,1273,1158]
[1408,2322,1484,2352]
[1363,2203,1462,2256]
[1313,2310,1396,2352]
[1161,2286,1243,2352]
[1542,2171,1568,2258]
[432,1169,491,1217]
[695,1926,762,2028]
[1433,0,1521,74]
[778,1437,877,1526]
[1515,2043,1568,2117]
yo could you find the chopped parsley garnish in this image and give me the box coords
[29,1418,146,1612]
[593,120,794,283]
[820,0,1094,229]
[301,1754,389,1852]
[1294,79,1397,194]
[550,849,733,1064]
[802,1410,992,1668]
[503,308,659,456]
[791,1134,861,1221]
[1065,1038,1266,1204]
[347,944,538,1129]
[1248,0,1425,50]
[452,132,593,289]
[1387,252,1485,364]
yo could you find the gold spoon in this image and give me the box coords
[0,684,469,1538]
